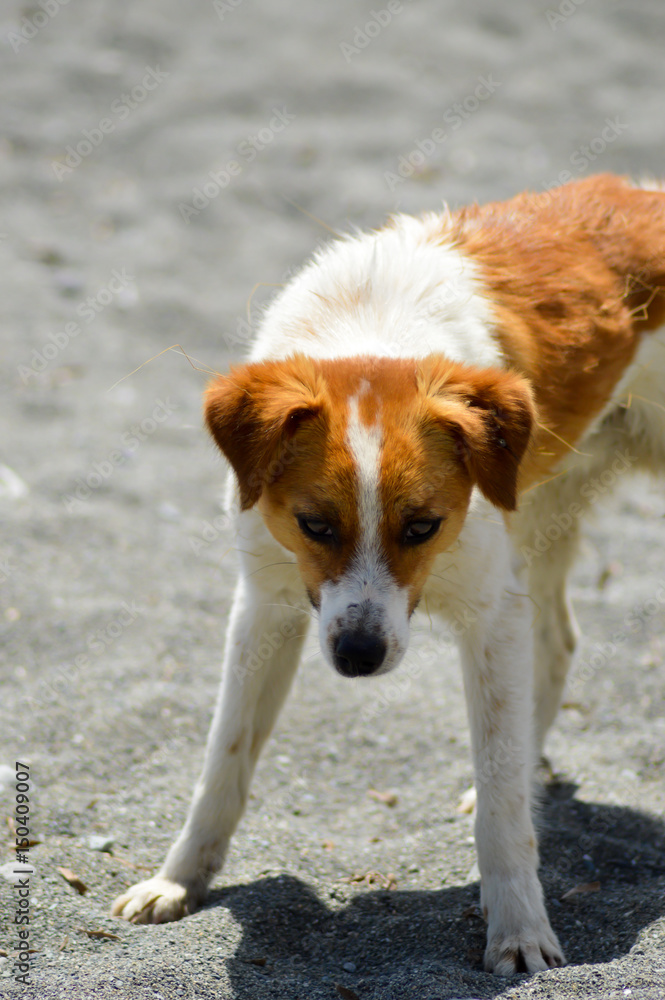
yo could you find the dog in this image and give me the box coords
[112,174,665,975]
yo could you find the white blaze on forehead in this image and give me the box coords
[346,383,382,557]
[317,382,411,676]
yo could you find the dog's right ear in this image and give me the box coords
[419,356,535,511]
[205,356,326,510]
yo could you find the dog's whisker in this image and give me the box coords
[245,561,299,579]
[302,649,322,664]
[260,602,318,620]
[464,514,503,525]
[424,595,433,631]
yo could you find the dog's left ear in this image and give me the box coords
[205,356,326,510]
[420,358,536,511]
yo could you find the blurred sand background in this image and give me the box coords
[0,1,664,997]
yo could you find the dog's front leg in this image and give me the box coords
[112,566,309,924]
[459,583,565,975]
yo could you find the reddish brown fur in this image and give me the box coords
[206,356,534,605]
[205,175,665,606]
[446,174,665,486]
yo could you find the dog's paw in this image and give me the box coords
[484,922,565,976]
[111,876,202,924]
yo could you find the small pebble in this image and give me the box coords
[0,861,36,882]
[53,269,85,296]
[0,465,28,499]
[157,501,180,522]
[86,835,114,853]
[342,961,356,973]
[0,764,15,793]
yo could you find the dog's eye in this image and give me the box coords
[403,518,442,545]
[297,515,335,541]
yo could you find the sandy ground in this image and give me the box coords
[1,1,664,997]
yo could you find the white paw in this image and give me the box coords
[484,919,565,975]
[481,869,566,976]
[111,876,203,924]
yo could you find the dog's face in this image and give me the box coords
[206,354,534,678]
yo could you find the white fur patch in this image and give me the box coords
[250,215,503,370]
[346,383,382,557]
[316,384,411,674]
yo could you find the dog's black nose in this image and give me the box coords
[334,633,387,677]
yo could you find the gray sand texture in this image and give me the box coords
[1,1,664,998]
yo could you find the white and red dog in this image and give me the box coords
[113,175,665,975]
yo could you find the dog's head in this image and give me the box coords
[205,354,534,678]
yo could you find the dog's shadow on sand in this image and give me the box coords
[204,785,665,998]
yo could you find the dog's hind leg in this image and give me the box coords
[456,494,581,819]
[112,518,310,924]
[530,547,580,759]
[512,456,589,761]
[528,317,665,757]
